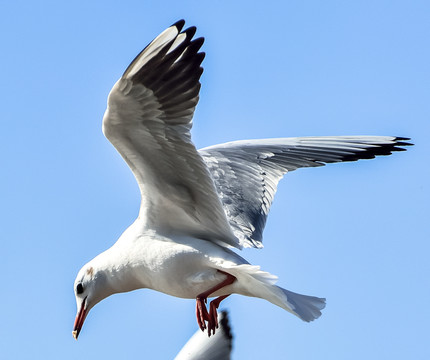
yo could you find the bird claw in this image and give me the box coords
[195,271,235,336]
[195,297,220,337]
[209,301,220,331]
[196,297,209,332]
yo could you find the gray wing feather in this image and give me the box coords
[103,21,239,248]
[200,136,411,248]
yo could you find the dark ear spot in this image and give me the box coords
[86,267,94,277]
[76,283,84,294]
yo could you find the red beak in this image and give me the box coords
[72,297,87,340]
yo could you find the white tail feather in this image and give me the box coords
[275,287,326,322]
[221,263,326,322]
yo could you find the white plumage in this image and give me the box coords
[72,20,410,340]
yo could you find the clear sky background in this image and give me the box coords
[1,1,429,359]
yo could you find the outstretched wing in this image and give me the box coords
[200,136,411,248]
[103,21,239,248]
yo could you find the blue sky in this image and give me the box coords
[1,1,429,359]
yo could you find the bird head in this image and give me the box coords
[72,263,111,340]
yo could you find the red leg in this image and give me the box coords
[208,294,230,336]
[195,271,236,336]
[196,297,209,331]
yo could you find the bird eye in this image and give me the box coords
[76,283,84,294]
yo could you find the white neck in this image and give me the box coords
[90,220,154,295]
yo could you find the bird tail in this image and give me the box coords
[273,286,326,322]
[222,264,326,322]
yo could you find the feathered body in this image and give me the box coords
[72,20,411,339]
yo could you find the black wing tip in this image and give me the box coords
[171,22,199,40]
[191,36,205,49]
[171,19,185,31]
[126,20,204,81]
[393,137,414,147]
[183,26,197,38]
[340,137,413,162]
[219,311,234,347]
[394,136,410,141]
[196,52,206,63]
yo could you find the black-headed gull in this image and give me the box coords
[72,20,411,339]
[175,311,233,360]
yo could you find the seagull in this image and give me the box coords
[72,20,411,340]
[175,311,233,360]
